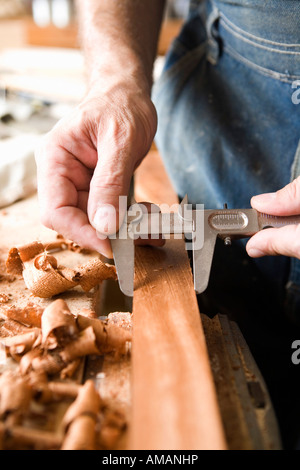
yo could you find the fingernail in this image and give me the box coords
[93,204,117,235]
[247,246,265,258]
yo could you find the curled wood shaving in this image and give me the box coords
[77,315,132,356]
[1,329,41,357]
[0,371,32,421]
[31,351,65,377]
[0,299,131,450]
[27,372,80,404]
[6,242,117,298]
[62,380,101,431]
[48,235,90,254]
[61,380,101,450]
[60,359,81,380]
[79,308,98,319]
[41,299,78,349]
[59,326,100,363]
[99,408,127,450]
[26,370,52,403]
[61,415,97,450]
[3,425,62,450]
[47,382,80,399]
[19,348,42,375]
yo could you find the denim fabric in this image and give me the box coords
[152,0,300,319]
[154,0,300,209]
[152,1,300,446]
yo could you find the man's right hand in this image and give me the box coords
[246,176,300,260]
[35,80,157,258]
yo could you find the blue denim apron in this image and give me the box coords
[153,0,300,320]
[152,1,300,446]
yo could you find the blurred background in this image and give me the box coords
[0,0,189,208]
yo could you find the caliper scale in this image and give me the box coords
[110,196,300,297]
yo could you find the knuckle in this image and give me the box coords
[40,212,53,231]
[91,166,125,193]
[102,117,135,150]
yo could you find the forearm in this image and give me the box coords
[76,0,166,94]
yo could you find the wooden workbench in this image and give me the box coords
[0,194,131,450]
[0,150,282,450]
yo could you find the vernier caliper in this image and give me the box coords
[109,196,300,297]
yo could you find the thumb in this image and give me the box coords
[88,149,133,237]
[251,176,300,216]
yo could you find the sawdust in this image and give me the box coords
[0,236,131,450]
[0,298,132,450]
[0,294,9,303]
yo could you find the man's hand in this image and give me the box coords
[35,82,157,258]
[246,176,300,259]
[35,0,165,258]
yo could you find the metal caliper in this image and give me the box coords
[109,195,300,297]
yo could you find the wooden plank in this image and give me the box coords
[130,240,227,450]
[130,151,227,450]
[134,152,281,450]
[134,150,178,209]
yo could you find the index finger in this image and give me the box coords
[35,142,113,258]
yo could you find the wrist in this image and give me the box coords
[85,48,153,98]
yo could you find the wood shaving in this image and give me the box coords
[41,299,78,349]
[2,329,41,357]
[0,319,29,338]
[0,371,32,422]
[61,380,101,450]
[61,415,97,450]
[98,408,127,450]
[60,359,81,380]
[76,315,132,356]
[59,326,100,363]
[6,241,117,298]
[0,298,131,450]
[1,304,44,328]
[62,380,101,431]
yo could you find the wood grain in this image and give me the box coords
[131,151,226,450]
[134,150,178,209]
[130,239,227,450]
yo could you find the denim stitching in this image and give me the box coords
[206,6,221,65]
[220,18,300,56]
[224,44,300,83]
[220,12,300,49]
